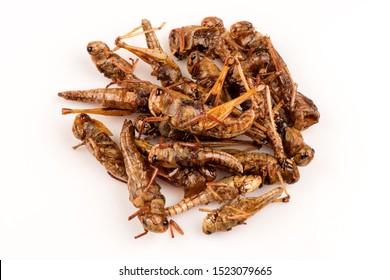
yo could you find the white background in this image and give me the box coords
[0,0,389,278]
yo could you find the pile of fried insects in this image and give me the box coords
[59,17,319,238]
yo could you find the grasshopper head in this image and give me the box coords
[72,113,92,140]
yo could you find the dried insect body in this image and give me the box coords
[280,127,315,166]
[115,20,206,100]
[286,92,320,131]
[120,120,182,238]
[58,83,154,115]
[86,41,144,87]
[243,122,314,167]
[160,166,217,199]
[201,186,289,234]
[148,84,259,138]
[134,114,193,141]
[166,175,262,216]
[133,138,216,198]
[187,51,221,91]
[148,142,244,174]
[234,152,300,184]
[169,17,239,60]
[187,52,237,106]
[229,22,320,130]
[115,37,182,87]
[115,19,182,87]
[71,114,127,181]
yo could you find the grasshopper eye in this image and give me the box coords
[152,155,158,163]
[162,219,169,226]
[87,46,93,53]
[190,53,197,61]
[156,88,163,96]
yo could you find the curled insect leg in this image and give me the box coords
[169,220,184,238]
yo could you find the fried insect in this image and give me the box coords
[115,27,182,87]
[147,83,259,138]
[134,138,216,197]
[86,41,144,87]
[230,21,319,130]
[71,113,127,181]
[148,142,243,174]
[166,175,262,216]
[169,17,239,60]
[120,119,182,238]
[187,50,221,91]
[115,19,206,100]
[134,114,193,141]
[201,186,289,234]
[58,83,154,115]
[280,126,315,166]
[234,152,300,184]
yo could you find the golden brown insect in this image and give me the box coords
[229,21,320,130]
[201,186,289,234]
[169,17,239,60]
[187,51,221,92]
[166,175,263,216]
[134,138,217,197]
[134,114,194,141]
[148,142,244,174]
[116,31,182,87]
[280,126,315,166]
[120,119,182,238]
[146,83,259,139]
[115,19,207,100]
[243,123,314,167]
[86,41,143,87]
[234,152,300,184]
[58,83,154,116]
[71,113,127,181]
[186,52,238,106]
